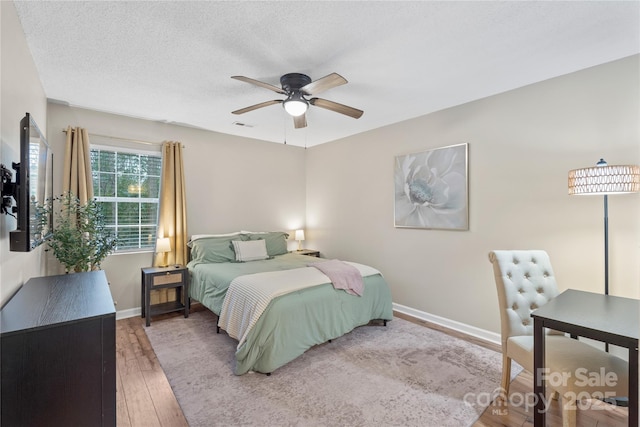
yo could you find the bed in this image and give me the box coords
[187,231,393,375]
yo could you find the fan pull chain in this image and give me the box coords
[283,113,288,145]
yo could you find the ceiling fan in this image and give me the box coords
[231,72,363,129]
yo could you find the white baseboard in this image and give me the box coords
[393,303,501,347]
[116,307,141,320]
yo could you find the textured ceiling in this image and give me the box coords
[13,1,640,147]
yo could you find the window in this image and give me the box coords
[91,145,162,252]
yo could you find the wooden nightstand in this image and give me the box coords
[141,265,189,326]
[296,249,320,257]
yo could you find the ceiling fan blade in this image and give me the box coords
[300,73,347,96]
[232,100,282,115]
[293,113,307,129]
[309,98,363,119]
[231,76,286,94]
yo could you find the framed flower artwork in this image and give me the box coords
[394,143,468,230]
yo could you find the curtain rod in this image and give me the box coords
[62,129,161,147]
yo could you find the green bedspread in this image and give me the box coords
[188,253,393,375]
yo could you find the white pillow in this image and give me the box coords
[232,239,268,262]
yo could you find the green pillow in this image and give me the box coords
[246,231,289,257]
[189,235,248,263]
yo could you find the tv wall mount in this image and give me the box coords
[1,163,19,218]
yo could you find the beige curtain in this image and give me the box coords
[152,141,187,304]
[154,141,188,267]
[62,126,94,203]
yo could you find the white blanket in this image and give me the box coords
[218,262,380,347]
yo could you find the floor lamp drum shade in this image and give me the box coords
[568,161,640,195]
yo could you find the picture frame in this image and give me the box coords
[394,143,468,230]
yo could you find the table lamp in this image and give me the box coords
[294,229,305,251]
[568,159,640,295]
[156,237,171,267]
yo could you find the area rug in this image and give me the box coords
[145,310,518,427]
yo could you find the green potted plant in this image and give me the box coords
[43,191,117,273]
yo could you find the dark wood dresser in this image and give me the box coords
[1,270,116,426]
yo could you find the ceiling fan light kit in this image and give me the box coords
[231,72,363,129]
[283,92,308,117]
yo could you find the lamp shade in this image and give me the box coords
[156,237,171,253]
[294,229,305,241]
[568,161,640,195]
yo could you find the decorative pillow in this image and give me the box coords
[232,239,269,262]
[188,234,248,264]
[246,231,289,256]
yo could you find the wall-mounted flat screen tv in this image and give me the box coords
[9,113,53,252]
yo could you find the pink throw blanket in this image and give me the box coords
[309,259,364,296]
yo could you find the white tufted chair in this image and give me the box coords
[489,250,629,427]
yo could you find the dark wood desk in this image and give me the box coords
[532,289,639,427]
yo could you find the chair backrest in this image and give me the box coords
[488,250,560,345]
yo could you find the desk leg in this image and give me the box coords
[533,317,545,427]
[630,343,638,427]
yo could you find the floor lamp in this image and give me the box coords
[568,159,640,296]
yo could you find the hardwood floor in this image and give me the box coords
[116,315,188,427]
[117,309,628,427]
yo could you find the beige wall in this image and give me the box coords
[0,1,49,306]
[306,55,640,335]
[46,103,307,311]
